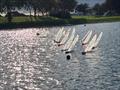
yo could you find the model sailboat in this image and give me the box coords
[93,32,103,49]
[58,29,71,46]
[82,30,92,45]
[66,35,79,54]
[54,27,64,43]
[62,28,75,51]
[82,32,103,55]
[82,34,97,55]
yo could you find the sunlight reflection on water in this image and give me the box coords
[0,22,120,90]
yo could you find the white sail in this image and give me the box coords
[55,28,62,41]
[85,34,97,52]
[82,31,91,42]
[55,27,64,42]
[59,29,70,45]
[62,30,66,36]
[59,30,66,42]
[68,35,79,52]
[62,28,75,50]
[82,30,92,44]
[94,32,103,48]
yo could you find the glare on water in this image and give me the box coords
[0,22,120,90]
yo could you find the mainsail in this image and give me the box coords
[62,28,75,50]
[55,27,64,42]
[82,31,91,42]
[85,34,97,52]
[93,32,103,48]
[82,30,92,45]
[67,35,79,52]
[59,29,71,45]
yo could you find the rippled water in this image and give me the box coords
[0,22,120,90]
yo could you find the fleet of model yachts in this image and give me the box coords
[54,27,103,59]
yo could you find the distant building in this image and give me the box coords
[70,8,96,16]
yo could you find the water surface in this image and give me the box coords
[0,22,120,90]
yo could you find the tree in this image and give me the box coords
[0,0,3,12]
[58,0,77,11]
[2,0,17,22]
[0,0,25,22]
[93,3,105,15]
[24,0,56,17]
[37,0,57,16]
[105,0,120,14]
[0,0,78,20]
[31,0,38,17]
[76,3,89,15]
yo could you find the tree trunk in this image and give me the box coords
[7,12,12,23]
[29,8,32,21]
[7,6,12,23]
[34,8,37,19]
[41,11,44,16]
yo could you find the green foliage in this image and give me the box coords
[0,0,76,22]
[0,0,25,22]
[93,3,105,15]
[105,0,120,14]
[58,0,77,11]
[93,0,120,15]
[50,10,71,19]
[76,4,89,14]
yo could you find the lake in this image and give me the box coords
[0,22,120,90]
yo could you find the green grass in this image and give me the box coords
[0,17,7,23]
[0,16,120,29]
[1,16,120,23]
[0,16,60,23]
[72,16,120,23]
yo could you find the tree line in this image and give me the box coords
[0,0,120,22]
[0,0,77,22]
[76,0,120,16]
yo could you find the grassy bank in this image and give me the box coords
[72,16,120,23]
[0,16,120,29]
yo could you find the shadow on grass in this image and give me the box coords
[0,17,87,30]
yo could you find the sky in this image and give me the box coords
[76,0,106,7]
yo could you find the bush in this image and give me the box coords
[50,10,71,19]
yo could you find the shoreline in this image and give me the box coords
[0,16,120,30]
